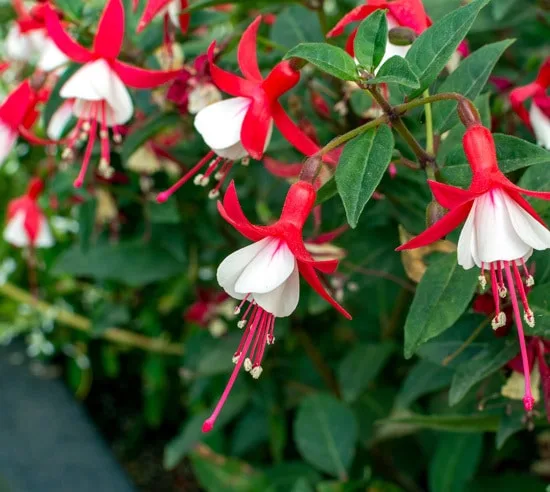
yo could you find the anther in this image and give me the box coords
[478,275,487,291]
[232,354,240,364]
[237,320,247,329]
[244,358,252,372]
[526,275,535,287]
[498,286,508,298]
[250,366,263,379]
[524,310,535,328]
[208,189,220,199]
[241,157,250,166]
[491,312,506,330]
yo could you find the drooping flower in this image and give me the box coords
[0,80,39,166]
[4,177,54,248]
[156,16,321,202]
[166,54,222,114]
[7,0,68,72]
[510,58,550,150]
[398,124,550,412]
[202,180,351,432]
[44,0,179,187]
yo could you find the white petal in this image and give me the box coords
[234,239,295,294]
[254,264,300,317]
[61,59,134,125]
[47,101,74,140]
[457,202,476,270]
[530,103,550,150]
[34,217,54,248]
[217,237,275,299]
[6,25,35,61]
[473,189,532,264]
[194,97,251,154]
[504,192,550,251]
[168,0,181,27]
[37,37,69,72]
[4,211,29,247]
[0,121,18,167]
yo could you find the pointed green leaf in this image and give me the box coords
[354,10,387,70]
[336,124,394,228]
[271,5,324,49]
[405,0,491,97]
[294,394,358,479]
[366,56,420,88]
[284,43,358,81]
[404,254,478,358]
[433,39,514,134]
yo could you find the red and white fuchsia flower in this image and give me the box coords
[0,80,38,166]
[157,16,320,203]
[7,0,68,72]
[4,178,53,248]
[510,58,550,150]
[202,180,351,432]
[398,124,550,413]
[44,0,179,187]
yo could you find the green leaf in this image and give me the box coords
[378,413,501,432]
[52,240,186,287]
[449,339,519,406]
[53,0,83,22]
[336,125,394,228]
[429,433,483,492]
[433,39,514,133]
[120,113,181,164]
[315,177,338,205]
[284,43,358,82]
[164,412,209,469]
[338,343,394,402]
[354,10,387,70]
[441,134,550,187]
[366,56,420,88]
[92,302,130,334]
[496,410,524,450]
[77,197,96,254]
[404,254,479,359]
[405,0,491,97]
[271,5,324,49]
[524,283,550,337]
[294,394,358,479]
[396,360,454,408]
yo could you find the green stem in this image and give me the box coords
[423,90,436,180]
[394,92,480,120]
[442,317,490,366]
[0,282,184,356]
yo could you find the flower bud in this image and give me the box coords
[457,98,481,128]
[388,27,417,46]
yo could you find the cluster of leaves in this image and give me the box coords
[1,0,550,491]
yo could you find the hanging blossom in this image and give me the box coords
[157,16,321,203]
[135,0,189,35]
[0,80,41,165]
[502,337,550,420]
[166,54,222,115]
[4,178,54,249]
[510,57,550,150]
[327,0,467,72]
[398,123,550,413]
[202,180,351,432]
[44,0,179,187]
[6,0,68,72]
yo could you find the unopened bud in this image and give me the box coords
[388,27,417,46]
[457,98,481,128]
[299,155,322,185]
[288,57,307,72]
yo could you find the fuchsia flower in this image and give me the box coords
[0,80,39,165]
[398,124,550,412]
[202,180,351,432]
[44,0,179,187]
[7,0,68,71]
[157,16,320,203]
[510,58,550,150]
[135,0,190,35]
[4,177,53,248]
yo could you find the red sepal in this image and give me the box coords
[113,60,179,88]
[0,80,33,130]
[207,42,256,97]
[272,102,320,157]
[93,0,125,59]
[137,0,173,32]
[463,124,500,176]
[396,202,472,251]
[429,180,477,209]
[264,157,302,178]
[240,98,272,160]
[326,4,380,38]
[44,4,93,64]
[237,16,263,83]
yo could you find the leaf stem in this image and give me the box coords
[0,282,184,356]
[442,317,490,366]
[394,92,480,120]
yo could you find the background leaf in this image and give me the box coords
[354,10,387,71]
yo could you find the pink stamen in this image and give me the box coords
[203,307,261,433]
[490,263,501,315]
[74,105,99,188]
[156,151,215,203]
[203,157,223,180]
[513,262,532,316]
[503,261,535,411]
